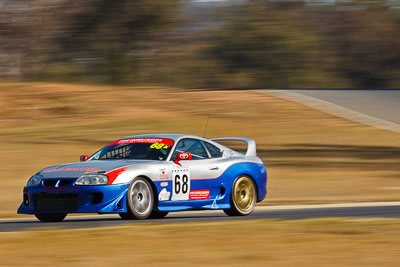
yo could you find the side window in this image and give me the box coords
[172,139,210,160]
[204,142,223,158]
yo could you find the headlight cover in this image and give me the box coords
[27,174,43,187]
[75,174,108,186]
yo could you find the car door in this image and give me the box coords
[170,138,224,202]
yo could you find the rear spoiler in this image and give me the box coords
[211,137,257,157]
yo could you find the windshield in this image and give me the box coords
[88,138,174,161]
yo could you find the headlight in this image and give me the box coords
[75,174,108,186]
[27,174,43,187]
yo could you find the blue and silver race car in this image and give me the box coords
[18,134,267,222]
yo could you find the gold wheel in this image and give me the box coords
[232,176,256,215]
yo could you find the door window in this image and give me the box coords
[172,139,210,160]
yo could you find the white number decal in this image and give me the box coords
[171,170,190,201]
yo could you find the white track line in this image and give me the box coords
[259,89,400,133]
[257,201,400,211]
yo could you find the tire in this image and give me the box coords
[120,210,168,220]
[35,213,67,222]
[125,177,155,220]
[224,176,256,216]
[149,210,168,219]
[119,212,136,220]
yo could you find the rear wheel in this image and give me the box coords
[224,176,256,216]
[124,177,155,220]
[35,213,67,222]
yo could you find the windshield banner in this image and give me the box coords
[107,138,174,146]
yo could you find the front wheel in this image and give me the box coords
[35,213,67,222]
[149,210,168,219]
[125,177,155,220]
[224,176,256,216]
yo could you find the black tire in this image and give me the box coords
[35,213,67,222]
[119,212,136,220]
[149,210,169,219]
[120,206,168,220]
[125,177,155,220]
[224,176,257,216]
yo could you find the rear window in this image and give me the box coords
[204,142,223,158]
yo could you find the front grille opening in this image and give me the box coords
[34,194,78,212]
[59,179,73,186]
[43,179,74,187]
[43,180,57,187]
[92,193,103,204]
[23,194,29,206]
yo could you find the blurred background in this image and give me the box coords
[1,0,400,88]
[1,1,400,266]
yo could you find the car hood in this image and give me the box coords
[38,160,152,179]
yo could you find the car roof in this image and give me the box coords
[121,134,207,142]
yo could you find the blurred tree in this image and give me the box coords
[202,3,345,88]
[1,0,400,88]
[0,0,180,83]
[315,7,400,87]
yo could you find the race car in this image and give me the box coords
[18,134,267,222]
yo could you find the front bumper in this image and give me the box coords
[17,183,129,214]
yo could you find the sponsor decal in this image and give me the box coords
[171,165,189,173]
[43,168,102,173]
[43,186,79,192]
[107,138,174,146]
[158,188,171,201]
[150,143,170,150]
[160,182,168,187]
[179,153,191,160]
[159,168,169,180]
[189,190,210,200]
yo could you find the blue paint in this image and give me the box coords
[17,182,129,214]
[155,162,267,212]
[18,162,267,215]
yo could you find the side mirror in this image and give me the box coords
[80,155,89,162]
[174,152,192,164]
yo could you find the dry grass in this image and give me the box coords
[0,83,399,216]
[1,218,400,266]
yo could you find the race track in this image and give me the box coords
[2,202,400,232]
[262,89,400,133]
[291,89,400,124]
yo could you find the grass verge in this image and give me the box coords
[1,218,400,266]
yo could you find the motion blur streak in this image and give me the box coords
[1,0,400,88]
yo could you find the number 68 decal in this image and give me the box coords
[171,172,191,201]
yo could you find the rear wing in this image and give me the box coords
[211,137,257,157]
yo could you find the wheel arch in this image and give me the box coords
[133,175,161,208]
[220,161,266,203]
[234,173,259,202]
[134,175,158,195]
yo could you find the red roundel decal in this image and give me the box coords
[178,152,192,160]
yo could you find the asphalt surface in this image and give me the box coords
[2,202,400,232]
[291,90,400,124]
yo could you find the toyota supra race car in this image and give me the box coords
[18,134,267,222]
